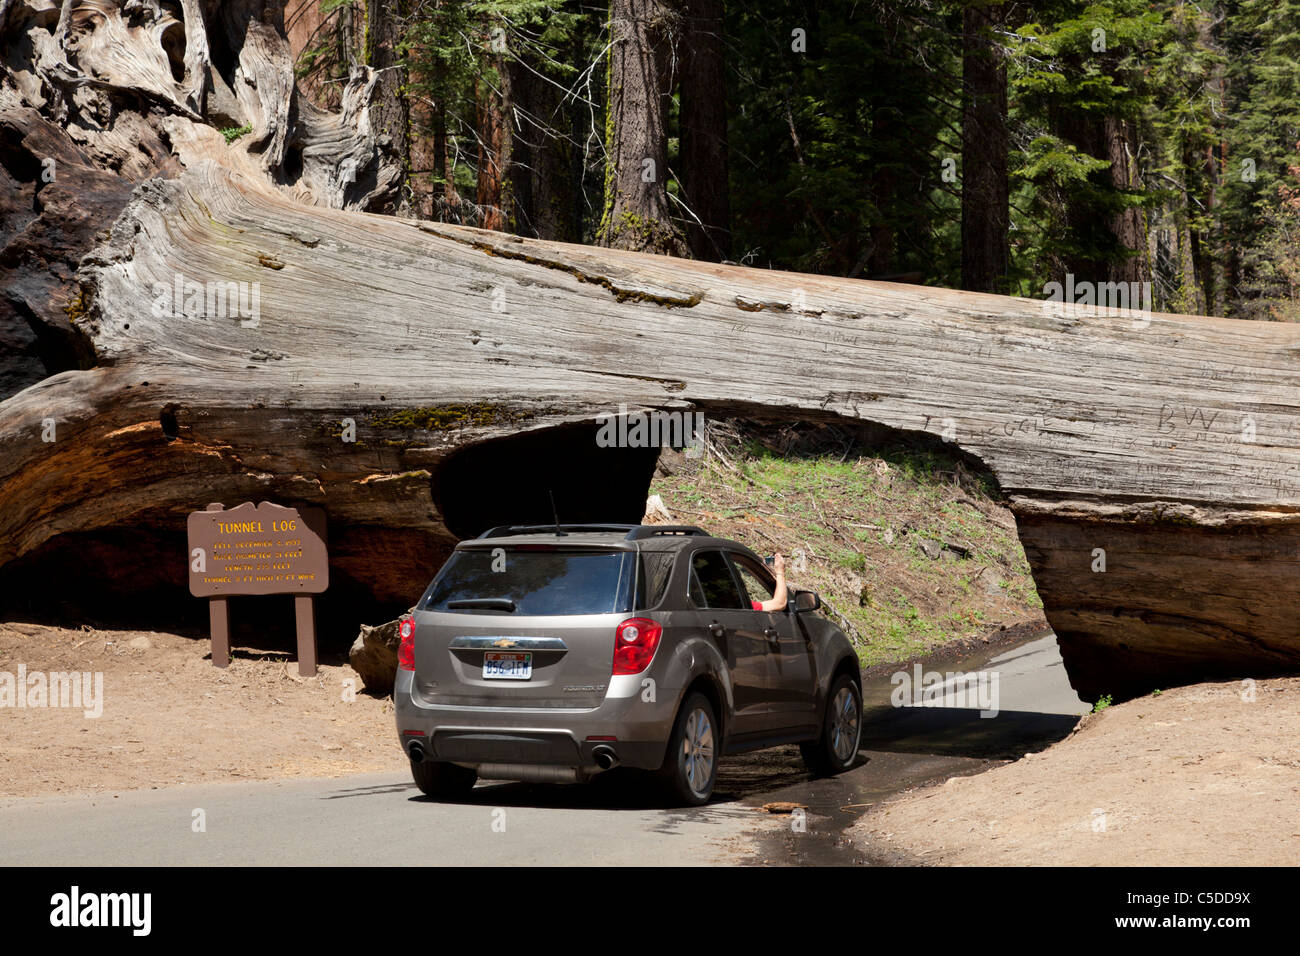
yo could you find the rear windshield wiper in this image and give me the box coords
[446,598,517,612]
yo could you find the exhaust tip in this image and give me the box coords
[408,742,426,763]
[592,744,619,770]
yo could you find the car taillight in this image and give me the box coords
[398,616,416,671]
[613,617,662,675]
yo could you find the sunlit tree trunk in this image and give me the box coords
[599,0,687,255]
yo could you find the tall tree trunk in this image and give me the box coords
[363,0,409,214]
[679,0,729,261]
[408,88,437,218]
[476,41,511,232]
[1105,115,1149,285]
[1053,111,1147,285]
[599,0,687,255]
[960,1,1008,293]
[410,104,458,222]
[1175,144,1206,314]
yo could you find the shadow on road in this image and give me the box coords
[859,705,1080,760]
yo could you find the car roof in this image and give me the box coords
[455,524,764,561]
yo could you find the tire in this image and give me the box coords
[658,692,719,806]
[410,758,477,799]
[800,673,862,776]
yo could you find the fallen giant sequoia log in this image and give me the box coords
[2,2,1299,701]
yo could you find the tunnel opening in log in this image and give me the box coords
[431,419,664,539]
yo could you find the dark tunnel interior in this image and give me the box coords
[431,420,664,539]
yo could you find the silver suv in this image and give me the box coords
[394,524,862,805]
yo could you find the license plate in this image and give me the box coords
[483,651,532,680]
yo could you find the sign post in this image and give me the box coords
[187,501,328,676]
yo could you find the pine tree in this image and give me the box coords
[1009,0,1164,288]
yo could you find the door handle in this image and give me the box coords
[709,622,725,638]
[764,627,779,642]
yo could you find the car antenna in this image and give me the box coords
[548,489,565,536]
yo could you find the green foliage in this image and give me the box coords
[1007,1,1166,282]
[309,0,1300,317]
[727,1,962,281]
[400,1,597,227]
[220,125,253,144]
[1093,693,1113,712]
[1220,0,1300,318]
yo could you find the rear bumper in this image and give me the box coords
[393,670,674,775]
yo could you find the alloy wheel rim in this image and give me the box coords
[829,686,860,763]
[682,708,715,797]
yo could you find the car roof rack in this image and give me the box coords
[476,523,639,539]
[475,523,709,540]
[624,525,708,540]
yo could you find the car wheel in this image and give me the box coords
[410,758,477,799]
[658,692,718,806]
[800,673,862,776]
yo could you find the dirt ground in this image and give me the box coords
[0,621,404,797]
[854,676,1300,866]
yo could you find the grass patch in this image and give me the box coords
[650,420,1043,669]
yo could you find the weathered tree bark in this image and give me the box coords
[363,0,410,214]
[3,2,1300,704]
[599,0,687,255]
[679,0,729,261]
[960,1,1008,294]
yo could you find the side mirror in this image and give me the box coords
[791,590,821,613]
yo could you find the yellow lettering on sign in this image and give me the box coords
[215,521,267,534]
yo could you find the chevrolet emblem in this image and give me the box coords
[491,638,518,648]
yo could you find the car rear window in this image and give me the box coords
[422,548,633,615]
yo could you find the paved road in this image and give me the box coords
[0,632,1087,866]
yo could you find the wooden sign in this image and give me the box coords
[187,501,327,597]
[187,502,328,676]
